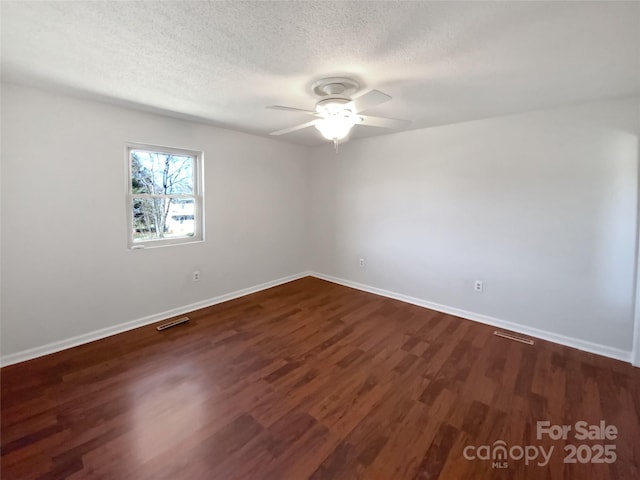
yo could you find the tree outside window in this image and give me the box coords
[127,145,203,248]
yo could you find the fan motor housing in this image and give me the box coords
[316,97,351,114]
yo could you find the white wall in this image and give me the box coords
[1,83,310,359]
[2,84,639,364]
[309,97,640,354]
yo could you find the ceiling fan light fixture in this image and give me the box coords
[315,111,358,141]
[268,79,406,144]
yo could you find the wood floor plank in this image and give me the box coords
[2,276,639,479]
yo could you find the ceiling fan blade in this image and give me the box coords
[267,105,320,116]
[357,114,410,129]
[345,89,391,113]
[269,119,318,136]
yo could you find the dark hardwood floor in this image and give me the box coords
[2,276,639,479]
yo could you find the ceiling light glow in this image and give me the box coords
[315,111,358,141]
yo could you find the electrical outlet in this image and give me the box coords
[474,280,483,292]
[359,258,365,267]
[193,271,200,282]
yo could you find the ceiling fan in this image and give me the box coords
[267,77,409,148]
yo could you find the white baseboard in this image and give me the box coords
[310,272,633,364]
[1,272,311,367]
[3,271,633,367]
[633,304,640,367]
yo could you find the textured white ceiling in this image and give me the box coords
[2,1,639,145]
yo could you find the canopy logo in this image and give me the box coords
[463,440,553,469]
[463,421,618,469]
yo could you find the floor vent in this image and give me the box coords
[156,316,190,331]
[493,330,534,345]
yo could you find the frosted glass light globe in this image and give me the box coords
[315,112,357,140]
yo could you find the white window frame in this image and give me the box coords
[126,143,204,249]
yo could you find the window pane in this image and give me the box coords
[131,150,194,195]
[132,197,196,242]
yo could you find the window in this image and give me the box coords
[127,144,203,249]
